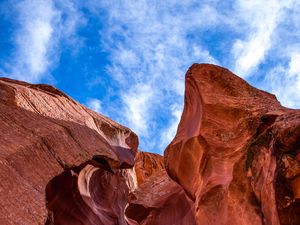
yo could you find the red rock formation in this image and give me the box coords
[134,151,164,185]
[1,63,300,225]
[127,152,196,225]
[0,77,194,225]
[164,64,300,225]
[0,77,138,224]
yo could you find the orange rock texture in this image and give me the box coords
[1,63,300,225]
[0,77,193,225]
[165,64,300,225]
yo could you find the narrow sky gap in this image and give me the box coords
[1,0,300,153]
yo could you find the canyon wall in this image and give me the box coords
[0,77,193,225]
[1,64,300,225]
[165,64,300,225]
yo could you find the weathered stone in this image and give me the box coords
[164,64,300,225]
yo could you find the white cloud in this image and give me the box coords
[289,52,300,77]
[246,0,300,109]
[86,98,102,113]
[55,1,86,50]
[264,68,296,108]
[231,0,300,78]
[122,84,153,135]
[160,103,183,153]
[91,1,219,151]
[262,51,300,109]
[232,0,284,77]
[8,0,83,83]
[12,0,58,83]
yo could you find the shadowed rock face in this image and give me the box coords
[127,152,196,225]
[1,63,300,225]
[45,152,195,225]
[164,64,300,225]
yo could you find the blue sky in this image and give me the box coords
[1,0,300,154]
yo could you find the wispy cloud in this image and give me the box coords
[90,1,219,151]
[86,98,102,113]
[12,0,58,82]
[159,103,182,152]
[288,52,300,78]
[5,0,83,83]
[263,51,300,109]
[122,84,153,135]
[243,0,300,109]
[231,0,285,77]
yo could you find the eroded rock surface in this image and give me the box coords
[0,78,194,225]
[0,77,139,224]
[1,63,300,225]
[164,64,300,225]
[127,152,196,225]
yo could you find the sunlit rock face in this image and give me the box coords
[1,63,300,225]
[164,64,300,225]
[0,78,194,225]
[0,77,138,224]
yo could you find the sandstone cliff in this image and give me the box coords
[0,77,193,225]
[165,64,300,225]
[0,64,300,225]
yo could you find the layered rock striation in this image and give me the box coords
[0,77,139,224]
[1,63,300,225]
[165,64,300,225]
[0,77,193,225]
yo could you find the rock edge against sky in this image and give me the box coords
[0,64,299,225]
